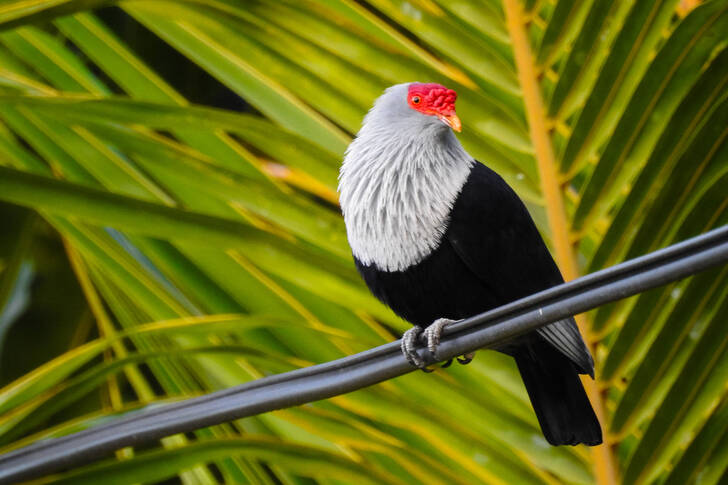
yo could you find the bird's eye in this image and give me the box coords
[412,96,421,104]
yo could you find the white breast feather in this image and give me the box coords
[339,90,474,272]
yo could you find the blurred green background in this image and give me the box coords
[0,0,726,484]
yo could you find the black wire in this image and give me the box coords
[0,225,727,483]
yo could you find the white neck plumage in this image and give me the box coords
[339,118,474,272]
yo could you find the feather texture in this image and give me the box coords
[339,84,473,271]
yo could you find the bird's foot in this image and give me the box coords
[423,318,475,366]
[401,326,432,372]
[424,318,457,359]
[402,319,475,371]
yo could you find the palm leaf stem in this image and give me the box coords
[502,1,616,483]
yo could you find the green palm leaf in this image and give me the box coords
[0,1,725,484]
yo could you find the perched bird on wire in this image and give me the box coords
[338,82,602,446]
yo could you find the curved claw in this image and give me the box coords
[457,352,475,365]
[441,359,453,368]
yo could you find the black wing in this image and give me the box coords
[447,162,593,375]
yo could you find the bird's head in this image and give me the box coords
[341,82,471,198]
[406,82,461,132]
[359,83,462,137]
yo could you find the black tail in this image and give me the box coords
[514,339,602,446]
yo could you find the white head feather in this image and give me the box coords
[338,83,474,272]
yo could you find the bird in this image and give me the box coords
[338,82,602,446]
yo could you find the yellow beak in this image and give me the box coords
[439,113,462,132]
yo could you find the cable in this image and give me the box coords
[0,225,727,483]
